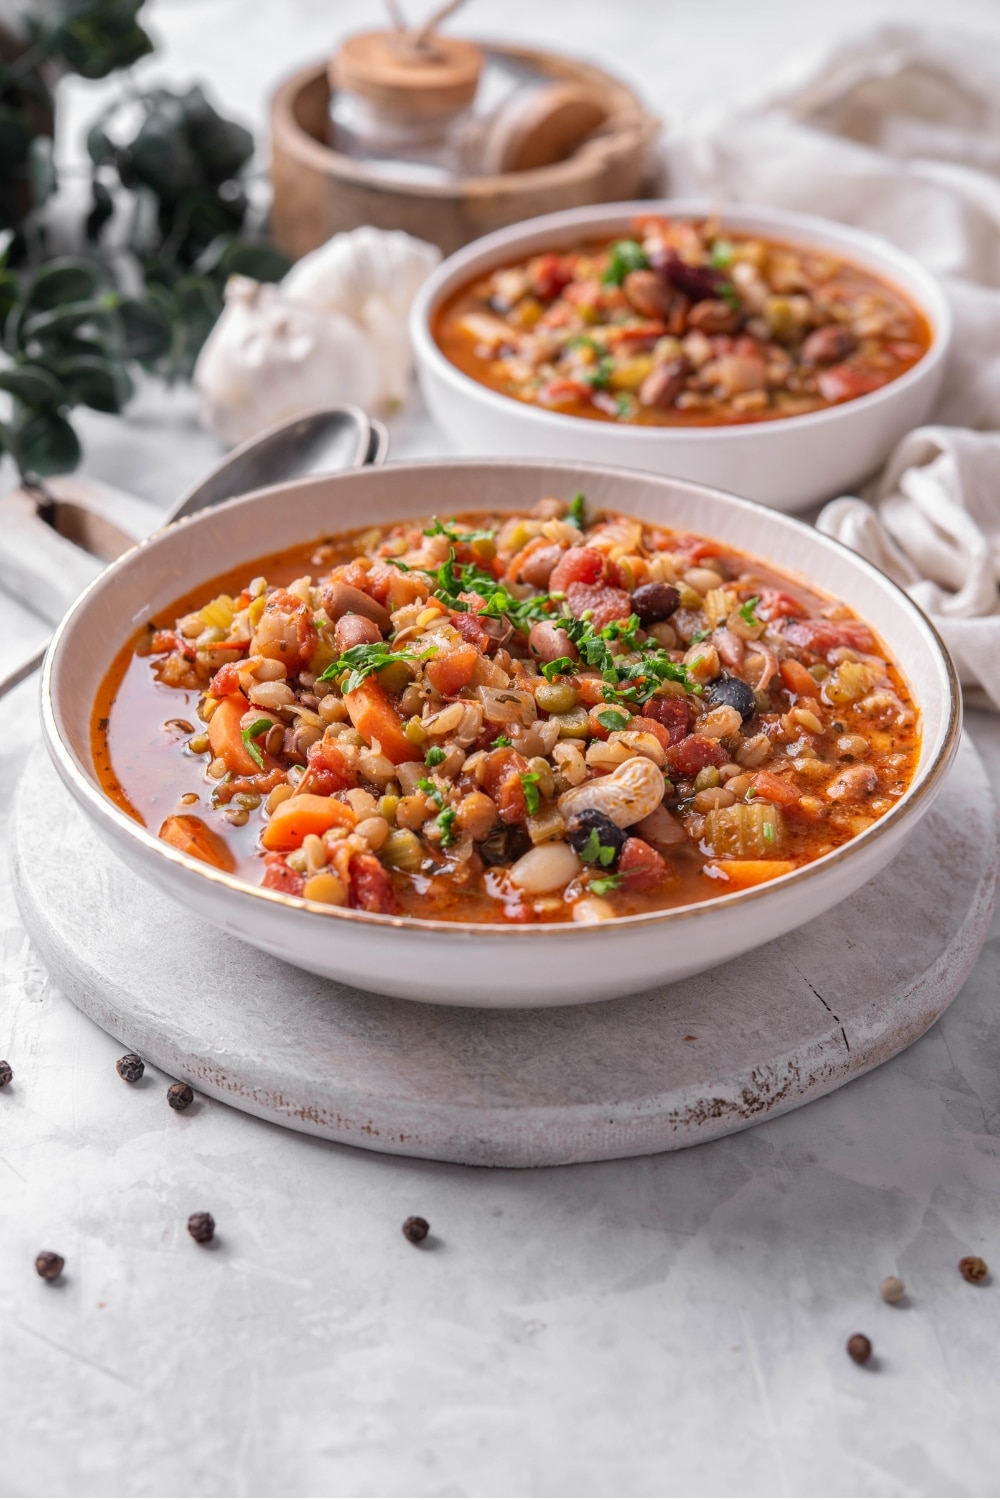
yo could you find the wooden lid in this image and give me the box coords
[480,82,609,174]
[330,30,483,116]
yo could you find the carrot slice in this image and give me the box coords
[706,859,797,889]
[779,659,815,698]
[159,815,236,872]
[207,694,261,777]
[343,677,413,764]
[261,794,357,852]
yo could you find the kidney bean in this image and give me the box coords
[528,621,579,665]
[623,269,672,319]
[800,324,856,365]
[639,358,689,409]
[334,613,382,654]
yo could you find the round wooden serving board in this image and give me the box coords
[12,741,997,1168]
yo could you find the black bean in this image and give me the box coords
[567,810,627,865]
[706,675,757,723]
[631,582,681,626]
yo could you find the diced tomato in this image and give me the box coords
[150,629,194,658]
[363,563,396,605]
[618,837,673,893]
[642,696,691,745]
[756,588,809,622]
[629,715,673,754]
[782,618,875,654]
[480,747,529,825]
[604,321,669,346]
[333,560,372,593]
[667,534,724,563]
[253,589,318,673]
[529,254,574,301]
[349,851,397,915]
[565,581,633,629]
[305,737,359,795]
[425,642,479,697]
[747,771,801,808]
[575,676,613,707]
[537,305,574,330]
[779,659,816,698]
[262,854,306,897]
[209,661,243,697]
[538,378,593,405]
[817,364,885,402]
[665,734,727,778]
[548,546,605,594]
[563,278,602,309]
[453,611,492,652]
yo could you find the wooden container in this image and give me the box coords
[270,42,660,259]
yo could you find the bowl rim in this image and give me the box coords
[409,197,954,444]
[41,457,963,941]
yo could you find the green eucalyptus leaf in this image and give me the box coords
[24,259,101,312]
[0,269,19,329]
[87,126,116,167]
[86,179,115,241]
[116,294,173,366]
[129,106,198,203]
[28,136,57,209]
[218,239,291,284]
[59,352,133,413]
[22,296,114,346]
[0,362,63,408]
[15,410,82,477]
[180,86,253,183]
[44,4,154,81]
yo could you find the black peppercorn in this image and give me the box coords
[187,1212,215,1244]
[167,1082,194,1112]
[846,1333,872,1365]
[959,1255,989,1284]
[402,1216,430,1244]
[0,1059,12,1088]
[116,1052,144,1084]
[35,1251,64,1281]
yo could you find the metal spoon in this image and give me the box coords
[0,405,387,699]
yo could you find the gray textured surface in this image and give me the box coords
[10,740,997,1167]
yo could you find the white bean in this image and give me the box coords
[559,756,666,829]
[509,842,581,894]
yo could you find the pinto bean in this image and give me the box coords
[528,621,579,665]
[687,299,741,334]
[622,269,672,319]
[334,613,382,654]
[518,544,563,589]
[322,582,391,634]
[800,324,856,366]
[639,357,689,410]
[825,765,879,802]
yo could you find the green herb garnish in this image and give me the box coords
[240,716,273,771]
[710,239,734,268]
[492,734,512,749]
[422,517,496,545]
[540,656,577,681]
[688,628,711,644]
[436,806,457,847]
[582,355,614,389]
[568,492,587,528]
[580,827,617,868]
[590,873,622,896]
[603,239,649,286]
[520,771,542,815]
[719,282,742,311]
[318,642,426,693]
[738,594,761,626]
[596,707,629,732]
[417,777,444,809]
[424,746,446,767]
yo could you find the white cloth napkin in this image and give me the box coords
[663,24,1000,706]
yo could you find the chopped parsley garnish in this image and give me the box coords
[718,282,742,311]
[580,827,617,868]
[603,239,649,286]
[689,628,711,644]
[240,717,273,771]
[582,355,614,389]
[417,777,444,809]
[540,656,577,681]
[614,393,633,418]
[590,873,622,896]
[739,594,761,626]
[430,549,498,610]
[602,613,643,652]
[318,642,426,693]
[436,806,457,847]
[520,771,542,815]
[709,239,734,268]
[596,707,629,732]
[424,746,446,767]
[568,492,587,528]
[492,734,512,749]
[422,517,495,545]
[558,614,702,703]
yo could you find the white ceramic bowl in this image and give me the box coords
[410,201,952,513]
[41,460,960,1008]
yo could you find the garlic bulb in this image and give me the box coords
[282,226,441,404]
[194,276,380,447]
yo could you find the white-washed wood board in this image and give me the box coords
[10,739,997,1167]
